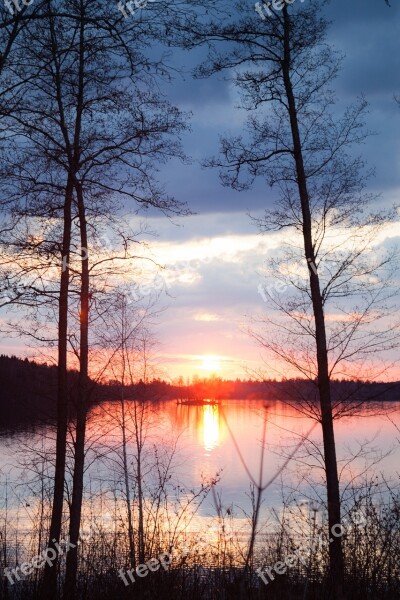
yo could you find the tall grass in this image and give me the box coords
[1,474,399,600]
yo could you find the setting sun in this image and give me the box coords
[200,355,221,372]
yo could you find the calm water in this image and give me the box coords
[1,399,400,535]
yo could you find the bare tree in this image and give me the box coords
[101,292,158,567]
[181,2,399,598]
[0,0,189,597]
[0,2,48,73]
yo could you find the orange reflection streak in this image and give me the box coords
[201,405,220,451]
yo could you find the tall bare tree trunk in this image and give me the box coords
[41,178,73,600]
[121,395,137,570]
[64,181,89,599]
[133,399,145,565]
[119,300,137,569]
[282,8,344,599]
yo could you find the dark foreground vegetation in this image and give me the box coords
[1,482,399,600]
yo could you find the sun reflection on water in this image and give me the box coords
[202,404,220,451]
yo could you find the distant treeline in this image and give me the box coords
[0,355,79,428]
[1,355,399,428]
[108,376,400,404]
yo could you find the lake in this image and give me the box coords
[1,398,399,544]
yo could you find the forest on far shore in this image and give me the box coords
[1,354,399,428]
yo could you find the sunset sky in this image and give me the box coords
[2,0,400,381]
[2,5,400,600]
[135,0,400,381]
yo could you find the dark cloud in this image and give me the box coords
[157,0,400,216]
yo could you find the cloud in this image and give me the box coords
[193,313,221,322]
[154,0,400,214]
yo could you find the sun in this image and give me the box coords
[200,355,221,372]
